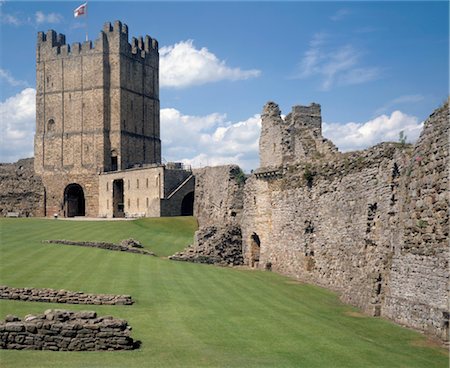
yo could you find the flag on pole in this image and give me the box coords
[74,3,87,18]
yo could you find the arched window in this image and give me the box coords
[47,119,55,133]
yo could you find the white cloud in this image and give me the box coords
[35,11,63,24]
[0,88,36,162]
[323,111,423,152]
[161,107,261,171]
[0,68,28,87]
[330,9,350,21]
[296,33,381,90]
[0,13,21,25]
[160,40,261,88]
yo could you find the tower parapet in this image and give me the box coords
[37,21,158,63]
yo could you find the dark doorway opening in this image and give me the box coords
[64,184,85,217]
[113,179,125,218]
[250,233,261,268]
[181,191,194,216]
[111,150,118,171]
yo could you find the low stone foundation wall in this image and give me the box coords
[0,285,133,305]
[170,225,243,266]
[0,309,136,351]
[44,239,155,256]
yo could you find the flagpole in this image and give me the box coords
[85,0,89,41]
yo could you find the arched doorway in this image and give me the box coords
[181,191,194,216]
[64,184,85,217]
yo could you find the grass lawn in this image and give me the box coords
[0,218,447,368]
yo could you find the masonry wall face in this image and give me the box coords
[0,158,45,217]
[241,101,449,341]
[34,21,160,217]
[193,165,244,227]
[98,166,164,218]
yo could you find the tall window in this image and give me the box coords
[47,119,55,133]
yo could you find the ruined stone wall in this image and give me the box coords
[193,165,244,227]
[0,310,135,351]
[0,285,133,305]
[383,102,449,340]
[243,144,409,316]
[0,158,45,217]
[241,101,449,340]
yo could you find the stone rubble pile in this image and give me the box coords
[169,225,243,266]
[0,309,136,351]
[0,285,133,305]
[44,239,155,256]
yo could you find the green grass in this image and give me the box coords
[0,218,447,368]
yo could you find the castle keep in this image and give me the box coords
[34,21,193,218]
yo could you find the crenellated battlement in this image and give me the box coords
[37,20,158,61]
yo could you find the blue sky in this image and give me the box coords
[1,1,448,170]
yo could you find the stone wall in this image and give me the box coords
[0,310,135,351]
[44,239,155,256]
[0,285,133,305]
[0,158,45,217]
[193,165,245,227]
[383,101,449,340]
[240,101,449,341]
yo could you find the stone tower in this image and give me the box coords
[34,21,160,217]
[259,102,337,169]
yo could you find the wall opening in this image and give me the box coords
[47,119,55,133]
[111,150,118,171]
[250,233,261,268]
[181,191,194,216]
[64,184,85,217]
[113,179,125,218]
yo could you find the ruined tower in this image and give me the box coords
[34,21,160,217]
[259,102,337,169]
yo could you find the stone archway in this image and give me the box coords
[64,184,85,217]
[181,191,194,216]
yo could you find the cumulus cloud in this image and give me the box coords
[0,68,28,87]
[35,11,63,24]
[160,40,261,88]
[295,33,381,90]
[0,89,423,171]
[323,111,423,152]
[0,88,36,162]
[161,108,261,171]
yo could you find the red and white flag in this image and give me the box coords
[74,3,87,18]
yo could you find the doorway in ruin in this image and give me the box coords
[250,233,261,268]
[113,179,125,218]
[64,184,85,217]
[181,191,194,216]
